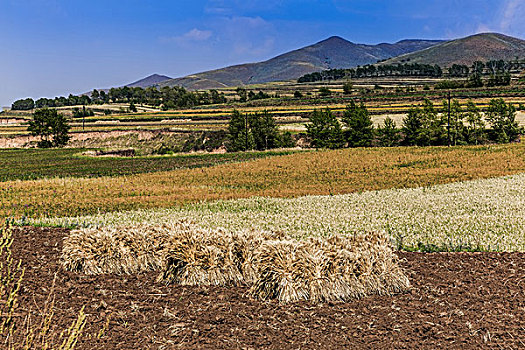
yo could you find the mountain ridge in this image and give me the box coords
[158,36,443,90]
[126,74,172,88]
[382,32,525,67]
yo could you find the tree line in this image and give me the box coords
[297,59,523,85]
[305,98,522,149]
[298,63,443,83]
[11,86,228,111]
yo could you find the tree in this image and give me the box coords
[318,87,332,97]
[250,111,279,150]
[402,106,423,146]
[91,89,100,103]
[129,101,137,112]
[227,110,255,151]
[11,98,35,110]
[442,99,465,145]
[293,91,303,98]
[378,117,401,147]
[419,99,446,146]
[486,99,521,143]
[306,108,344,149]
[464,101,485,145]
[27,108,70,148]
[236,87,247,102]
[341,101,374,147]
[343,81,353,94]
[278,131,296,148]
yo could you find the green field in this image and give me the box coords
[0,148,298,181]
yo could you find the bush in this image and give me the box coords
[306,108,344,149]
[434,80,464,90]
[318,87,332,97]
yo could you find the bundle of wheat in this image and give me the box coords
[249,232,410,303]
[159,228,284,286]
[62,225,171,274]
[160,227,243,286]
[61,222,409,304]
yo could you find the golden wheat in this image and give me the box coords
[61,223,409,303]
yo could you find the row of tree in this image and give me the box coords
[298,63,443,83]
[297,59,522,85]
[227,110,295,151]
[12,86,228,111]
[306,98,522,149]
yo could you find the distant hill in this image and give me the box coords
[159,36,442,90]
[126,74,172,88]
[383,33,525,67]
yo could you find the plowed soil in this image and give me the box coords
[8,227,525,349]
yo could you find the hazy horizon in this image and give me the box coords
[2,0,524,108]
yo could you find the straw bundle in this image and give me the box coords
[61,222,409,303]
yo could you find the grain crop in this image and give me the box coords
[47,173,525,252]
[6,144,525,219]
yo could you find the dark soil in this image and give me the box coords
[8,227,525,349]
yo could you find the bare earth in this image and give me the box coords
[10,227,525,349]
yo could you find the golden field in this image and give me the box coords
[3,143,525,219]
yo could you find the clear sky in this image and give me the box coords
[1,0,524,107]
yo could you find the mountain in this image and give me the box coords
[159,36,442,90]
[126,74,172,88]
[383,33,525,67]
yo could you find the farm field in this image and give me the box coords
[0,148,295,181]
[41,173,525,252]
[9,226,525,349]
[3,143,525,219]
[2,81,525,138]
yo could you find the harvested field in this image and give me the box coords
[8,226,525,349]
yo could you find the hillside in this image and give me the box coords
[126,74,172,88]
[159,36,441,90]
[383,33,525,67]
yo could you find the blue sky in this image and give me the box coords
[1,0,524,107]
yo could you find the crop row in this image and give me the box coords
[3,143,525,219]
[42,173,525,252]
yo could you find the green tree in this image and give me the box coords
[341,101,374,147]
[378,117,401,147]
[11,98,35,110]
[418,99,446,146]
[318,87,332,97]
[293,91,303,98]
[402,106,423,146]
[129,101,137,112]
[343,81,353,94]
[306,108,344,149]
[227,110,255,151]
[250,111,279,150]
[91,89,100,102]
[486,99,521,143]
[442,99,465,146]
[464,101,485,145]
[278,131,296,148]
[236,87,248,102]
[28,108,70,148]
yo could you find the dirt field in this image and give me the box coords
[10,227,525,349]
